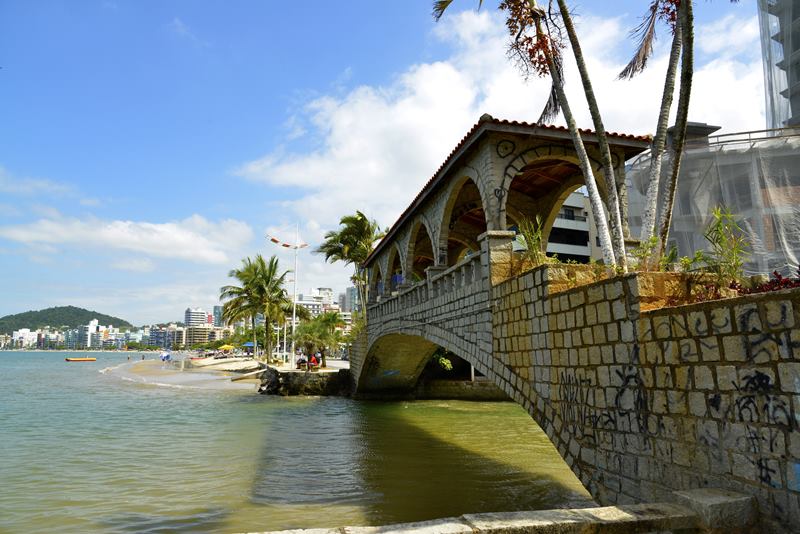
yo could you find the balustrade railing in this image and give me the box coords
[368,252,484,317]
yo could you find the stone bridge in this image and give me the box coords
[351,116,800,532]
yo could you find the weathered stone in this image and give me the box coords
[778,363,800,393]
[671,488,757,531]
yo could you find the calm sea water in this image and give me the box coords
[0,351,591,533]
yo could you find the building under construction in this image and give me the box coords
[627,124,800,276]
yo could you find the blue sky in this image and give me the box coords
[0,1,763,325]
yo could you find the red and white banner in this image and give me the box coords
[266,234,308,250]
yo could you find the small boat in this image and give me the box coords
[66,357,96,362]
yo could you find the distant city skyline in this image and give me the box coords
[0,1,764,324]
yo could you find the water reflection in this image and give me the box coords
[246,398,591,530]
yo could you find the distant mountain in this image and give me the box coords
[0,306,133,334]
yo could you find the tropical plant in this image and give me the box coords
[292,311,345,368]
[316,211,384,314]
[621,0,739,263]
[255,255,292,359]
[434,0,619,270]
[515,216,550,267]
[701,206,749,287]
[315,311,344,367]
[219,254,291,359]
[220,256,263,357]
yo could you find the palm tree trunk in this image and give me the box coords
[252,314,258,358]
[556,0,626,271]
[657,0,693,260]
[265,319,273,361]
[529,2,616,267]
[639,15,682,262]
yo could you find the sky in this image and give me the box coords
[0,0,765,325]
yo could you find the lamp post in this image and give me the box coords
[267,224,308,369]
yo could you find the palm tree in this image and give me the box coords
[434,0,618,268]
[621,1,683,262]
[554,0,628,270]
[220,257,263,357]
[220,254,292,360]
[316,211,384,314]
[315,311,344,368]
[656,0,694,259]
[253,255,291,360]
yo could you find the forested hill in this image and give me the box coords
[0,306,133,334]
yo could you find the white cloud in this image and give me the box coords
[235,10,765,237]
[0,166,74,197]
[111,258,156,272]
[0,214,253,264]
[168,17,209,47]
[698,14,761,58]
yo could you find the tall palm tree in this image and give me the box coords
[220,257,263,357]
[434,0,618,267]
[657,0,694,259]
[220,254,292,360]
[554,0,628,271]
[253,255,291,360]
[622,1,683,260]
[316,211,384,314]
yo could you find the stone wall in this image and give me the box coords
[355,257,800,532]
[415,378,509,401]
[491,265,800,532]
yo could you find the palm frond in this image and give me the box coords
[432,0,454,21]
[537,51,563,124]
[618,0,660,80]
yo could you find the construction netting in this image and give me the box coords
[757,0,799,129]
[626,129,800,277]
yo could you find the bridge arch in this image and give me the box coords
[439,175,489,267]
[370,263,385,299]
[356,326,494,396]
[406,218,436,283]
[385,242,404,293]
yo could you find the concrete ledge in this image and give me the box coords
[462,503,697,533]
[246,501,703,534]
[671,488,757,532]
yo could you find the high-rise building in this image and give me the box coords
[213,305,223,327]
[758,0,800,127]
[184,307,207,327]
[345,286,360,313]
[317,287,334,305]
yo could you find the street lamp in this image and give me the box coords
[267,224,308,368]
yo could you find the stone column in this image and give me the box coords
[479,230,516,286]
[425,265,449,298]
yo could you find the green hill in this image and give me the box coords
[0,306,133,334]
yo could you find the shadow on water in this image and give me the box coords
[98,507,229,534]
[246,397,592,530]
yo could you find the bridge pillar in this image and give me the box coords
[479,230,516,286]
[425,265,449,297]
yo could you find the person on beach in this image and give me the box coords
[310,354,318,368]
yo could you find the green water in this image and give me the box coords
[0,351,591,533]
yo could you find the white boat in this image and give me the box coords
[210,360,263,372]
[188,356,251,368]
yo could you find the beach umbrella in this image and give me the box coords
[218,344,235,351]
[241,341,255,347]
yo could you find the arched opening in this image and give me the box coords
[442,178,487,267]
[370,264,384,299]
[505,158,598,264]
[387,245,404,293]
[408,221,435,283]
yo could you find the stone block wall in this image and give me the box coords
[491,265,800,532]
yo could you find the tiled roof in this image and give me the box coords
[365,115,651,266]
